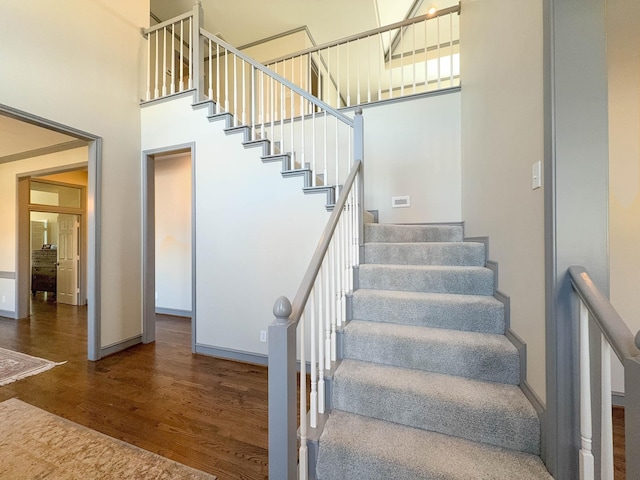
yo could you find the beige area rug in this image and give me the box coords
[0,399,217,479]
[0,347,65,386]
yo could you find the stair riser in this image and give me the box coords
[358,266,494,296]
[332,377,540,455]
[343,330,520,384]
[364,224,463,243]
[364,243,485,266]
[351,293,505,334]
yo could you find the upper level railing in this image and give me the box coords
[568,266,640,480]
[144,4,357,192]
[264,5,460,109]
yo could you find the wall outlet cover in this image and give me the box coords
[391,195,411,208]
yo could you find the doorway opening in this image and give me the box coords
[2,104,102,360]
[142,144,195,350]
[28,172,87,310]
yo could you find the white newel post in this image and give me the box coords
[579,300,595,480]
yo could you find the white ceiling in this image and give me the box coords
[151,0,458,48]
[0,115,79,160]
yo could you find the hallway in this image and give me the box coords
[0,300,269,479]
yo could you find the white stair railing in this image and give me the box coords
[264,5,460,109]
[199,29,355,188]
[568,266,640,480]
[269,111,364,480]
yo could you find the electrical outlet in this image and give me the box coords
[155,291,158,300]
[1,295,5,303]
[260,330,268,343]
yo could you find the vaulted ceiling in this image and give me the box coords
[151,0,458,48]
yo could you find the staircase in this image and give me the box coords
[315,223,551,479]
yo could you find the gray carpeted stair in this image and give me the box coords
[317,411,552,480]
[351,289,505,334]
[315,222,550,479]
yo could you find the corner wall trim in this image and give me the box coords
[0,271,16,279]
[156,307,192,318]
[195,344,268,366]
[100,335,142,358]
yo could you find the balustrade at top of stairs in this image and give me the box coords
[314,222,552,480]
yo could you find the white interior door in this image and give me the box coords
[57,214,79,305]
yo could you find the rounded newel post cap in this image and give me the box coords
[636,330,640,350]
[355,107,363,115]
[273,296,292,320]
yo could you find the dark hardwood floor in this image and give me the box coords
[0,295,628,479]
[0,295,268,479]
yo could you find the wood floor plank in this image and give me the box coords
[0,297,268,479]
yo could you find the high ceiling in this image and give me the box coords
[151,0,458,48]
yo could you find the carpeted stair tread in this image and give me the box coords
[316,410,552,480]
[343,320,520,384]
[351,289,505,334]
[332,359,539,454]
[358,264,494,295]
[364,223,463,243]
[364,242,485,266]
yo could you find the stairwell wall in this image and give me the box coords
[141,95,329,359]
[0,0,149,349]
[459,0,546,400]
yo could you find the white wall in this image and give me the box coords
[608,0,640,394]
[142,95,329,357]
[361,92,461,223]
[0,148,88,315]
[155,153,192,313]
[0,0,149,348]
[460,1,546,400]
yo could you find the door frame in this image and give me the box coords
[26,178,87,305]
[141,143,196,350]
[4,103,102,361]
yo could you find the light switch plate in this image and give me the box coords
[532,161,542,189]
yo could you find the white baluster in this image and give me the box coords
[318,265,326,414]
[330,238,337,362]
[335,118,339,186]
[260,70,265,140]
[449,13,454,87]
[336,219,343,329]
[437,16,441,90]
[367,35,372,103]
[300,92,305,168]
[242,60,247,125]
[280,80,285,154]
[224,48,229,112]
[188,17,193,89]
[270,76,275,154]
[323,111,327,187]
[412,23,417,94]
[154,31,159,98]
[336,44,341,108]
[310,286,317,429]
[579,300,595,480]
[377,33,382,101]
[251,68,256,140]
[216,43,220,113]
[424,18,429,91]
[179,21,184,92]
[400,25,404,96]
[234,55,238,126]
[171,23,175,94]
[208,39,213,100]
[601,337,614,480]
[356,40,361,105]
[388,30,393,99]
[299,311,308,480]
[146,31,151,100]
[290,60,294,151]
[346,42,351,107]
[162,27,167,97]
[324,253,332,370]
[311,107,316,185]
